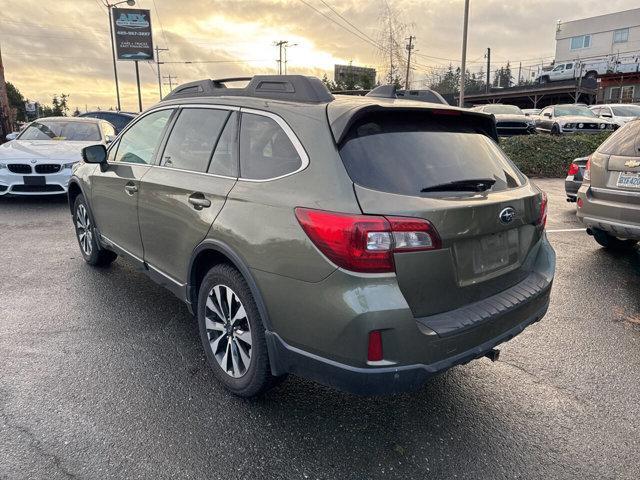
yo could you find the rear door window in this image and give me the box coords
[161,108,229,172]
[339,111,524,196]
[239,113,302,180]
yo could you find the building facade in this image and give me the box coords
[596,72,640,103]
[555,8,640,63]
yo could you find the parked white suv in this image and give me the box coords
[590,104,640,128]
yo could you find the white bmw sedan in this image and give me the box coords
[0,117,115,196]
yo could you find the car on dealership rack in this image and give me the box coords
[589,104,640,128]
[471,104,536,136]
[565,157,589,202]
[577,119,640,249]
[535,104,616,134]
[68,75,555,398]
[1,117,115,196]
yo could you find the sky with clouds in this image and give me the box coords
[1,0,639,112]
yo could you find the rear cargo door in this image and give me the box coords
[601,121,640,191]
[339,109,545,318]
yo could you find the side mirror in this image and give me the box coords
[5,132,18,141]
[543,112,552,118]
[82,144,107,165]
[601,113,612,118]
[524,113,530,116]
[105,135,115,144]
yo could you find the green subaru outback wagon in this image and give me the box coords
[68,76,555,397]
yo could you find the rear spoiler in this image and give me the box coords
[329,104,499,145]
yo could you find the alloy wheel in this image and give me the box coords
[205,284,252,378]
[76,204,93,256]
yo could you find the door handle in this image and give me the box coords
[188,193,211,210]
[124,183,138,195]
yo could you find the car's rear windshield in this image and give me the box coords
[611,105,640,117]
[339,111,524,196]
[482,105,523,115]
[19,120,101,141]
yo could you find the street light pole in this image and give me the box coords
[459,0,470,107]
[105,0,135,111]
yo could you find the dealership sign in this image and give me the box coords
[112,8,154,61]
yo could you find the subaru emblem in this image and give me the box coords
[499,207,516,224]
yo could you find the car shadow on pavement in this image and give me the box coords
[61,258,596,478]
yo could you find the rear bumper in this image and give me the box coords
[577,186,640,240]
[267,294,550,395]
[264,237,555,395]
[564,177,582,200]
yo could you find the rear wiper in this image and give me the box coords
[420,178,496,193]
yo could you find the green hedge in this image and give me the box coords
[500,132,611,178]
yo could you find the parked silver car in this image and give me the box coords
[535,105,616,134]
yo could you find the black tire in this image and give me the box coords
[592,228,638,250]
[585,71,597,80]
[72,194,117,267]
[197,263,284,397]
[551,124,561,135]
[539,76,549,84]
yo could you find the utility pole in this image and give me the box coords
[163,74,178,92]
[275,40,288,75]
[388,11,394,84]
[405,35,415,89]
[155,46,169,100]
[283,42,298,75]
[459,0,470,107]
[485,47,491,93]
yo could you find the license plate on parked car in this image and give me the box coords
[617,172,640,189]
[471,229,519,275]
[23,176,46,186]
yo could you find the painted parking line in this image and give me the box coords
[546,228,586,233]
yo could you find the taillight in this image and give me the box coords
[367,330,383,362]
[537,192,548,229]
[294,208,441,273]
[583,156,591,182]
[567,163,579,176]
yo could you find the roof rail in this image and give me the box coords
[163,75,334,103]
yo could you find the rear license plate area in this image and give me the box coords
[616,172,640,189]
[23,176,46,186]
[471,229,519,275]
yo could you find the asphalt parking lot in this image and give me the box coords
[1,178,639,480]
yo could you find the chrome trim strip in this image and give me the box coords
[590,186,640,198]
[148,164,237,180]
[147,263,186,287]
[237,107,310,183]
[99,234,144,263]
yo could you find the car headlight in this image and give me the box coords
[63,161,79,169]
[599,124,606,129]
